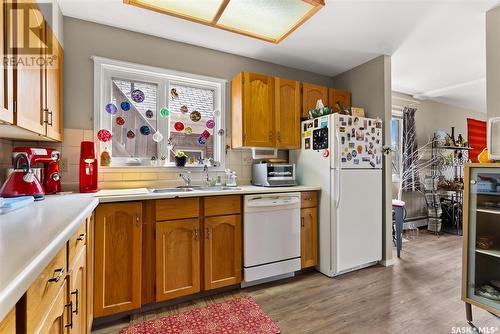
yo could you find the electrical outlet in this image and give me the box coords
[60,157,68,172]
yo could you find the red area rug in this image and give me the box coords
[118,296,280,334]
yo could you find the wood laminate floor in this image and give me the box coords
[93,231,499,334]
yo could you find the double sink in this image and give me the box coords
[149,186,242,193]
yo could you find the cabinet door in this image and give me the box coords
[37,281,68,334]
[0,307,15,334]
[0,1,13,124]
[275,78,300,148]
[14,2,45,135]
[242,72,274,147]
[204,215,242,290]
[156,219,200,302]
[94,202,142,317]
[301,207,318,268]
[68,249,86,334]
[44,33,63,141]
[86,214,94,333]
[328,88,351,112]
[302,83,328,119]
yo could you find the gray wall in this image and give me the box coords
[487,6,500,119]
[63,17,334,130]
[331,55,393,264]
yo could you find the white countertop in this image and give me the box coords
[0,184,320,321]
[0,195,98,321]
[97,185,321,203]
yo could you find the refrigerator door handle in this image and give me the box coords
[335,129,341,208]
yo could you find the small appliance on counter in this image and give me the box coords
[251,163,297,187]
[1,153,45,200]
[79,141,98,193]
[12,147,61,194]
[487,117,500,160]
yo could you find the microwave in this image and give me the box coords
[252,163,297,187]
[488,117,500,160]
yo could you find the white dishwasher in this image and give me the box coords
[243,192,301,286]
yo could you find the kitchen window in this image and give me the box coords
[391,115,403,180]
[93,57,226,167]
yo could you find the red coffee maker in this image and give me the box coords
[79,141,98,193]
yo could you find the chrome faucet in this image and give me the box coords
[203,165,210,185]
[179,172,192,187]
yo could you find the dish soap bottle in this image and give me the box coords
[225,169,238,187]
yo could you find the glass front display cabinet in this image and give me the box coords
[462,164,500,328]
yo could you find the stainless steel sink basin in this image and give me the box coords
[150,187,197,193]
[201,186,242,191]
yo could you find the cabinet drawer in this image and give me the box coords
[68,222,86,270]
[204,195,241,216]
[301,192,318,208]
[156,198,199,221]
[26,246,66,334]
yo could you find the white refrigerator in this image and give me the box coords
[293,113,383,277]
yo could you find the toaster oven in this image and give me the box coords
[252,163,297,187]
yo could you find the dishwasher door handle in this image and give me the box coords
[246,197,300,208]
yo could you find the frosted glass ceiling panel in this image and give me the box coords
[217,0,314,40]
[130,0,223,22]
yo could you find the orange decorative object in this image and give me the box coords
[477,148,493,163]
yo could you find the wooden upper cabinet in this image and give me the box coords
[328,88,351,112]
[232,72,275,148]
[94,202,142,317]
[68,249,87,334]
[156,219,200,302]
[0,1,13,124]
[44,34,63,141]
[275,78,301,148]
[301,207,318,269]
[204,215,242,290]
[302,83,328,119]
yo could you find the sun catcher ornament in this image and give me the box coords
[115,116,125,125]
[152,131,163,142]
[197,137,206,145]
[201,130,210,140]
[127,130,135,139]
[97,129,112,142]
[180,105,188,114]
[120,101,131,111]
[140,125,151,135]
[170,88,179,100]
[105,103,117,115]
[160,107,170,118]
[131,89,145,103]
[184,127,193,134]
[190,110,201,122]
[174,122,184,131]
[217,129,225,136]
[145,109,154,118]
[206,119,215,129]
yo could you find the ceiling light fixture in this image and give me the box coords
[123,0,325,44]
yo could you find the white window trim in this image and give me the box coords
[391,111,403,182]
[92,56,227,169]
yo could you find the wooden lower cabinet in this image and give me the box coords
[68,249,86,334]
[94,202,142,317]
[204,215,242,290]
[156,219,200,302]
[0,308,15,334]
[301,207,318,269]
[86,214,94,332]
[37,281,68,334]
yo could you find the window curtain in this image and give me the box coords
[401,107,421,192]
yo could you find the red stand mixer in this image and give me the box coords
[11,147,62,194]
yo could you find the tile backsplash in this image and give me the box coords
[0,128,273,192]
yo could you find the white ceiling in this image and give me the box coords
[57,0,500,113]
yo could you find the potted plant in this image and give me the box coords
[175,151,187,167]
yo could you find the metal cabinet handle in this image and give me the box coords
[64,301,73,328]
[47,110,53,126]
[136,214,140,227]
[301,217,305,228]
[77,233,86,241]
[71,289,79,314]
[48,268,64,283]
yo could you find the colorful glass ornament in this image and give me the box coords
[100,147,111,167]
[197,137,206,145]
[152,131,163,142]
[145,109,154,118]
[217,129,225,136]
[160,107,170,118]
[167,138,174,151]
[201,130,210,140]
[174,122,184,132]
[184,127,193,134]
[105,103,117,115]
[97,129,112,142]
[206,119,215,129]
[213,110,221,117]
[120,101,131,111]
[115,116,125,125]
[180,105,188,114]
[170,88,179,99]
[131,89,145,103]
[190,110,201,122]
[127,130,135,139]
[140,125,151,135]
